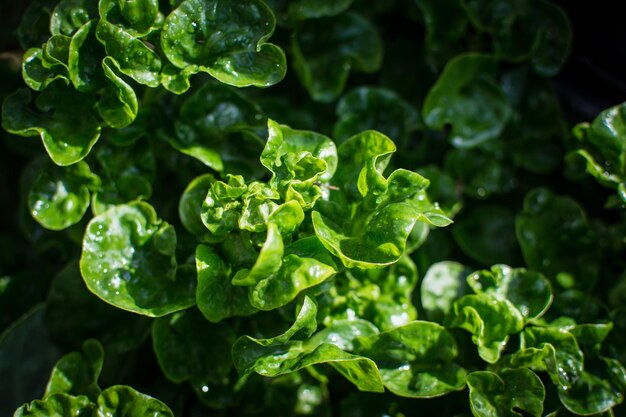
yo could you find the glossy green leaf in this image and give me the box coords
[333,87,420,146]
[423,53,512,148]
[161,0,286,87]
[68,20,106,93]
[313,130,450,269]
[80,202,196,317]
[313,170,439,269]
[356,321,467,398]
[159,63,194,95]
[232,202,315,307]
[14,393,95,417]
[572,103,626,201]
[420,261,472,323]
[292,12,383,102]
[257,235,336,296]
[99,0,162,38]
[332,129,395,201]
[237,182,281,232]
[22,48,68,92]
[467,265,553,321]
[96,20,161,87]
[50,0,98,36]
[516,188,600,289]
[558,357,626,415]
[179,174,215,238]
[446,293,524,363]
[28,159,98,231]
[2,84,101,166]
[467,368,545,417]
[206,43,287,89]
[152,308,235,384]
[196,244,257,322]
[253,295,320,346]
[41,35,72,69]
[362,255,419,331]
[577,103,626,174]
[248,241,337,311]
[200,175,249,241]
[510,326,583,388]
[232,222,290,287]
[452,205,520,266]
[310,206,403,269]
[328,255,420,331]
[233,315,384,393]
[45,339,103,401]
[261,119,337,208]
[96,385,174,417]
[96,56,138,128]
[462,0,571,76]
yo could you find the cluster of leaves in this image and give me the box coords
[1,0,626,416]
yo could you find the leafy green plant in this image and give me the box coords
[1,0,625,416]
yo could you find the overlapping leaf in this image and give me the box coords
[313,131,450,269]
[355,321,467,398]
[27,158,99,230]
[446,293,524,363]
[161,0,286,89]
[80,202,196,317]
[423,53,512,148]
[2,84,101,166]
[467,368,545,417]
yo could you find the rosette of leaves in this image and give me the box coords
[193,120,340,317]
[191,120,449,317]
